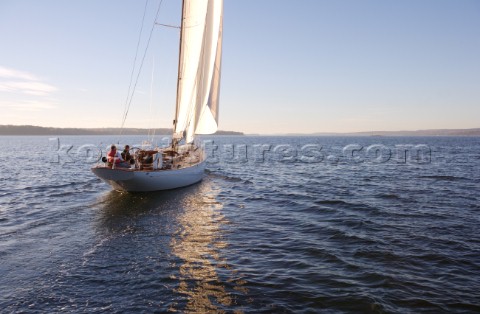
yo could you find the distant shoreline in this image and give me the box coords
[280,128,480,137]
[0,125,243,136]
[1,125,479,136]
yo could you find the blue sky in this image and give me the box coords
[1,0,479,134]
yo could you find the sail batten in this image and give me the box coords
[174,0,223,143]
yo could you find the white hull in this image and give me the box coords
[91,160,206,192]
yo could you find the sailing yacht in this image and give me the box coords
[91,0,223,192]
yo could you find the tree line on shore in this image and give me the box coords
[0,125,244,136]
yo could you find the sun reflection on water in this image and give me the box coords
[170,182,243,313]
[90,180,248,312]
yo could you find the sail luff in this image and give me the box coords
[173,0,186,140]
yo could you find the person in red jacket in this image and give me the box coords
[107,145,128,168]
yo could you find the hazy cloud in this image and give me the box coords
[1,66,58,116]
[0,99,58,111]
[0,81,57,96]
[0,65,58,96]
[0,66,39,81]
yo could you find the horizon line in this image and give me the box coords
[1,124,480,136]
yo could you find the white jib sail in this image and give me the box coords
[175,0,223,143]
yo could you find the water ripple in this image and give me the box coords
[1,136,480,312]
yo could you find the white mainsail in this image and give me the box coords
[174,0,223,143]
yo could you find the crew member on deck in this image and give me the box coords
[122,145,132,162]
[107,145,128,168]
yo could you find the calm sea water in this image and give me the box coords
[1,135,479,313]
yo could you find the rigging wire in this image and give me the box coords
[154,22,180,29]
[148,56,156,143]
[120,0,149,134]
[120,0,164,133]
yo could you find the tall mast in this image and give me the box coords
[173,0,186,139]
